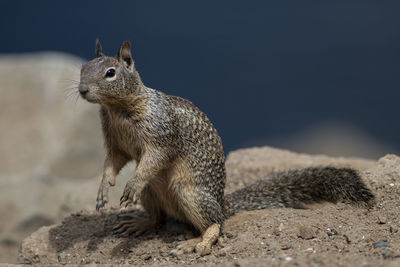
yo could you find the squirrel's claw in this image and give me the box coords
[120,180,145,207]
[96,202,103,211]
[119,195,126,204]
[120,181,132,206]
[119,197,128,207]
[119,195,132,208]
[96,184,109,211]
[96,198,107,211]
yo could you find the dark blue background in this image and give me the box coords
[1,1,399,155]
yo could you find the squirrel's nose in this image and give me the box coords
[79,84,89,94]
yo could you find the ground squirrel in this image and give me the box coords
[78,40,375,256]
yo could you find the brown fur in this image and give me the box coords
[78,40,375,256]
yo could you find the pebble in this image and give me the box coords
[378,216,387,224]
[326,228,338,236]
[217,251,226,257]
[269,242,277,250]
[142,255,151,260]
[273,223,285,236]
[344,233,358,244]
[279,256,292,261]
[373,241,390,248]
[57,252,66,263]
[305,247,314,253]
[225,232,236,239]
[284,256,292,261]
[177,234,185,241]
[281,240,292,250]
[278,223,284,232]
[382,251,393,259]
[298,225,315,240]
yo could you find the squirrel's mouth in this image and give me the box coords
[80,91,100,104]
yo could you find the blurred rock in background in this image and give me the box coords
[0,53,133,263]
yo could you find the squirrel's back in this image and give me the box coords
[165,93,226,203]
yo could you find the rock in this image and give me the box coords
[281,256,292,262]
[326,228,338,236]
[217,251,227,257]
[273,223,285,236]
[57,252,66,264]
[373,241,390,248]
[343,231,362,244]
[0,53,102,178]
[141,254,151,261]
[390,225,398,233]
[278,223,285,232]
[0,53,113,264]
[281,240,292,250]
[298,225,315,240]
[177,234,186,241]
[377,216,387,224]
[305,247,314,253]
[381,251,394,259]
[268,242,277,250]
[225,232,237,239]
[17,226,58,264]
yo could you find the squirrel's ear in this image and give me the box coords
[95,38,104,58]
[117,41,134,71]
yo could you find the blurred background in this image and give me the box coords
[0,0,399,263]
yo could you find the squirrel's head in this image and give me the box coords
[78,39,142,105]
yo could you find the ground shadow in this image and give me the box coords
[48,209,197,261]
[48,210,119,254]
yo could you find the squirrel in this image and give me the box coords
[78,40,375,256]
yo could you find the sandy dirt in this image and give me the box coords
[17,149,400,266]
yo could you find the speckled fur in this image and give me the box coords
[78,40,375,255]
[224,167,375,217]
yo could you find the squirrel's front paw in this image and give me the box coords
[96,183,110,211]
[120,180,145,207]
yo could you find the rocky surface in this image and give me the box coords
[17,151,400,266]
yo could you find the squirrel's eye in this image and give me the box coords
[105,68,115,78]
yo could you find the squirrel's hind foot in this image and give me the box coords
[112,213,157,237]
[169,223,220,257]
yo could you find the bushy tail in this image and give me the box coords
[224,167,375,217]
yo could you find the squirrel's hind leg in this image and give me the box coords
[168,185,224,256]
